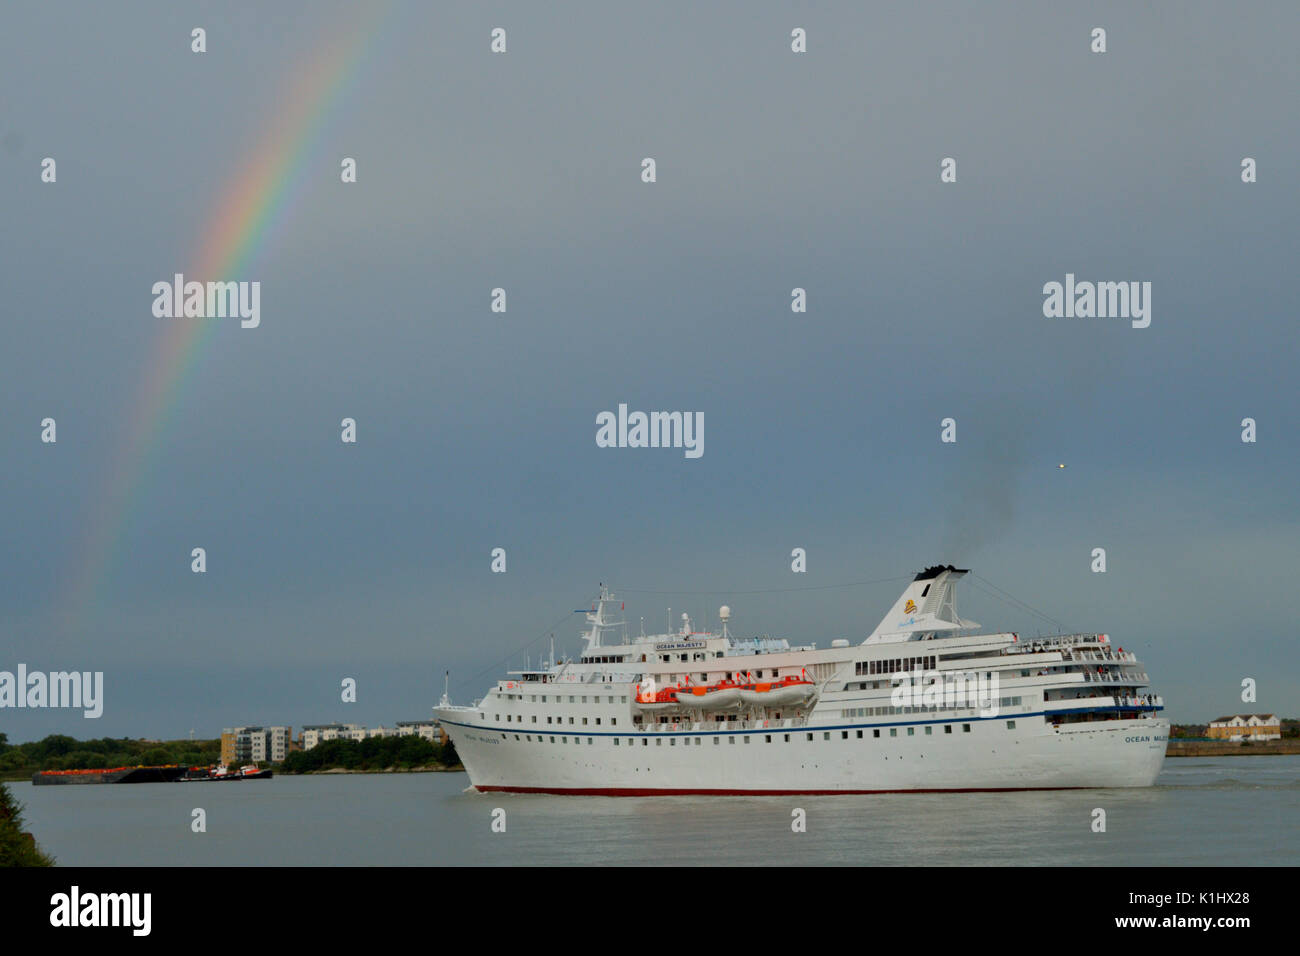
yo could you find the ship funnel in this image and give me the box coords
[863,565,978,644]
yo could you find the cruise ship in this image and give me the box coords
[434,566,1168,795]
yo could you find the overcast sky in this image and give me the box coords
[2,1,1297,740]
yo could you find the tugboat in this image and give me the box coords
[180,764,273,782]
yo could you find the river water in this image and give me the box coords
[17,756,1299,866]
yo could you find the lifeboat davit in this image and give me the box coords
[738,674,817,707]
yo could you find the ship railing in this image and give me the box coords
[1004,634,1102,654]
[1047,693,1162,709]
[641,716,811,733]
[1081,670,1148,684]
[1059,649,1137,664]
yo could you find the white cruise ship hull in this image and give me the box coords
[435,708,1169,795]
[435,568,1170,795]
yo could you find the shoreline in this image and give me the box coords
[2,765,467,783]
[1165,740,1300,757]
[290,765,465,775]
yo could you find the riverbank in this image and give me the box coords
[290,764,464,775]
[1166,739,1300,757]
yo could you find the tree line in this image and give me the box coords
[0,733,222,778]
[280,735,458,773]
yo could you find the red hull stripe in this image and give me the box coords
[474,785,1087,796]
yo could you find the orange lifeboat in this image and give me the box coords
[675,678,743,709]
[739,670,816,707]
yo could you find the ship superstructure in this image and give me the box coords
[434,566,1168,795]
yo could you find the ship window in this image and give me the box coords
[856,730,863,739]
[642,739,647,746]
[873,729,880,738]
[765,735,772,743]
[889,729,897,737]
[531,716,536,723]
[614,738,619,746]
[907,727,914,736]
[671,738,676,746]
[587,738,592,745]
[729,737,735,745]
[841,731,848,739]
[925,726,932,735]
[582,696,587,703]
[546,717,552,724]
[656,739,662,746]
[569,717,574,724]
[1007,720,1016,729]
[562,737,567,743]
[569,696,576,703]
[963,724,971,733]
[714,738,720,745]
[944,725,952,734]
[612,718,617,726]
[582,718,588,725]
[549,736,555,743]
[784,734,791,742]
[744,737,751,744]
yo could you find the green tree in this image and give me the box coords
[141,748,173,765]
[0,782,55,866]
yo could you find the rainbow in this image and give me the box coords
[68,7,391,616]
